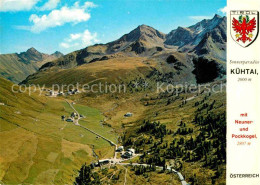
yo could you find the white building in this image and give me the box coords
[127,148,135,155]
[124,112,133,117]
[98,159,110,165]
[116,146,124,152]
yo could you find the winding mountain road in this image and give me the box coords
[124,167,127,185]
[66,100,117,146]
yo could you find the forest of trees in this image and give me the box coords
[75,91,226,184]
[74,164,100,185]
[122,95,226,184]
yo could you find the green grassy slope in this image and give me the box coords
[0,48,63,83]
[0,78,115,184]
[22,56,157,86]
[0,54,44,83]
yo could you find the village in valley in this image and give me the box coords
[59,98,190,185]
[60,101,138,163]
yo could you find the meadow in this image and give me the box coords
[0,78,116,184]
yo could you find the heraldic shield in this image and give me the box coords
[231,10,259,47]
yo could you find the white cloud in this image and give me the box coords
[218,6,227,15]
[60,29,99,49]
[29,1,96,33]
[83,2,97,8]
[38,0,60,11]
[189,16,212,21]
[0,0,39,12]
[81,30,99,46]
[69,33,81,41]
[60,42,70,49]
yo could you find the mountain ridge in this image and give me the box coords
[166,14,226,47]
[21,14,226,86]
[0,48,63,83]
[37,14,226,72]
[107,24,166,54]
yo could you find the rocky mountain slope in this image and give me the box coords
[22,14,226,86]
[0,48,63,83]
[166,14,225,46]
[107,24,166,54]
[38,25,168,70]
[192,16,226,60]
[165,14,226,61]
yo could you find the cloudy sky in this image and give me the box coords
[0,0,226,55]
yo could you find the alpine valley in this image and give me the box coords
[0,14,226,185]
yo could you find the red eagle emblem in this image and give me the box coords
[232,15,256,43]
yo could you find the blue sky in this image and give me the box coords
[0,0,226,55]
